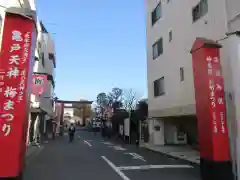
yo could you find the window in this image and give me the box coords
[192,0,208,22]
[200,0,208,15]
[41,52,45,67]
[169,30,172,42]
[154,77,165,97]
[37,42,41,57]
[49,53,54,60]
[47,74,55,88]
[180,67,184,81]
[34,56,39,61]
[51,100,54,107]
[151,2,162,25]
[152,38,163,59]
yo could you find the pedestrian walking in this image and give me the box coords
[92,121,97,136]
[68,123,76,142]
[106,120,112,139]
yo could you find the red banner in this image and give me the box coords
[0,13,36,177]
[205,48,230,161]
[32,74,47,95]
[192,39,230,162]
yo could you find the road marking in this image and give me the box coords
[102,142,114,145]
[117,164,194,171]
[101,156,131,180]
[84,140,92,147]
[111,145,127,151]
[124,152,146,162]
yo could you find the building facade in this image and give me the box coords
[29,20,57,144]
[0,0,36,37]
[146,0,240,146]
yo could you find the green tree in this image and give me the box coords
[107,87,123,112]
[96,92,108,117]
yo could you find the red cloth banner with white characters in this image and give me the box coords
[192,39,231,162]
[0,13,36,177]
[32,74,47,95]
[205,48,230,161]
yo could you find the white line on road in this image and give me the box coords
[117,164,194,171]
[124,152,147,162]
[102,142,114,145]
[84,140,92,147]
[111,145,127,151]
[101,156,131,180]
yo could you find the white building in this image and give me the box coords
[0,0,37,37]
[0,0,36,14]
[29,20,56,143]
[146,0,240,146]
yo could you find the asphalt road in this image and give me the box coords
[24,130,201,180]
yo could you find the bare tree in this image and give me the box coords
[123,89,139,112]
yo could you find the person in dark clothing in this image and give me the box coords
[68,123,76,142]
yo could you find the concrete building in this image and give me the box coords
[0,0,36,36]
[29,20,57,144]
[0,0,36,14]
[146,0,240,146]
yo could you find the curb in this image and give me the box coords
[25,145,44,160]
[141,146,200,167]
[25,146,44,165]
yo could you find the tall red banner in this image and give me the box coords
[0,13,36,177]
[205,48,230,161]
[192,38,232,180]
[192,39,230,161]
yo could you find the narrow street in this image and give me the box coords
[24,130,201,180]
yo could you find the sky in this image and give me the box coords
[37,0,147,102]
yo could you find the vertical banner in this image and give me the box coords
[192,39,230,161]
[32,74,47,95]
[205,48,230,161]
[0,13,37,177]
[191,38,232,180]
[59,103,64,136]
[124,118,130,137]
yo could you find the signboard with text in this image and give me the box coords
[192,38,230,162]
[32,74,47,95]
[0,13,36,177]
[205,48,230,161]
